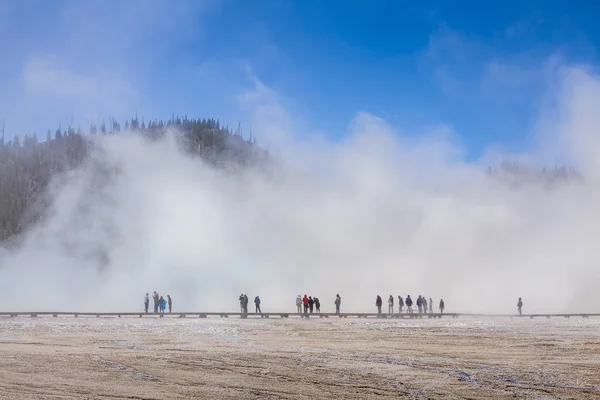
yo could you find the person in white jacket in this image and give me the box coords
[296,295,302,313]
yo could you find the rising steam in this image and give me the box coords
[1,65,600,314]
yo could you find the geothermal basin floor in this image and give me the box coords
[0,316,599,399]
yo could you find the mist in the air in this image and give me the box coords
[1,62,600,314]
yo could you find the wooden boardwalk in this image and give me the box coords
[1,311,599,319]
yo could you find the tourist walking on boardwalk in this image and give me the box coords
[239,294,245,313]
[423,297,428,314]
[335,294,341,314]
[144,293,150,313]
[308,296,315,313]
[398,295,404,313]
[296,295,302,313]
[517,297,523,315]
[439,298,445,314]
[303,294,309,314]
[153,291,160,314]
[406,295,413,313]
[416,295,423,314]
[429,298,433,314]
[388,295,394,314]
[167,295,172,313]
[315,297,321,313]
[254,296,261,314]
[376,295,383,314]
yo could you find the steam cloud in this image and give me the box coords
[1,65,600,314]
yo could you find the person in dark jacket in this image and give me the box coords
[439,298,445,313]
[376,295,383,314]
[254,296,261,314]
[517,297,523,315]
[398,295,404,313]
[308,296,315,313]
[315,297,321,313]
[416,295,423,314]
[167,295,172,313]
[388,295,394,314]
[243,294,249,314]
[239,294,245,313]
[406,295,413,313]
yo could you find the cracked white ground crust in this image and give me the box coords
[0,317,598,399]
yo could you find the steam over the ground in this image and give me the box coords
[1,66,600,314]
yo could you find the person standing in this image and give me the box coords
[159,296,166,314]
[406,295,413,313]
[153,291,160,314]
[335,294,341,314]
[388,295,394,314]
[303,294,309,314]
[376,295,383,314]
[398,295,404,313]
[144,293,150,313]
[243,294,249,314]
[167,295,172,313]
[308,296,315,313]
[315,297,321,313]
[296,295,302,313]
[254,296,261,314]
[416,295,423,314]
[517,297,523,315]
[239,294,245,313]
[429,298,433,314]
[439,298,445,314]
[423,297,428,314]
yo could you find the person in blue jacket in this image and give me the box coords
[254,296,262,314]
[416,295,423,314]
[405,295,413,313]
[159,296,166,314]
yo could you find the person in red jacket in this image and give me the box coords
[302,294,309,314]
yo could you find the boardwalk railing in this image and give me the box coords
[1,312,599,319]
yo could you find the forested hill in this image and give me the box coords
[0,116,269,241]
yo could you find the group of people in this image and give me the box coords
[144,292,172,314]
[239,294,262,314]
[376,295,446,314]
[141,293,527,316]
[295,294,342,314]
[296,295,322,313]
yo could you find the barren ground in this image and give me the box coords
[0,316,599,399]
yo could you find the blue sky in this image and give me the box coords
[1,0,600,156]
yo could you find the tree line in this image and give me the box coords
[0,116,269,241]
[0,115,582,242]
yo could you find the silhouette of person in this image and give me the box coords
[335,294,341,314]
[144,293,149,313]
[254,296,261,314]
[517,297,523,315]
